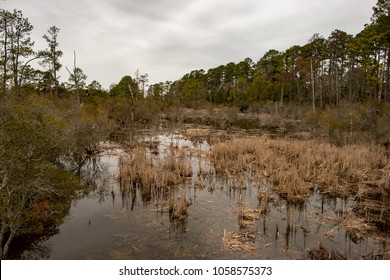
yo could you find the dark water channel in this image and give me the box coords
[23,128,389,260]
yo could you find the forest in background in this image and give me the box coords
[2,1,390,107]
[1,1,390,259]
[1,1,390,143]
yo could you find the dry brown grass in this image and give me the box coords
[211,136,390,235]
[169,194,192,223]
[307,248,346,260]
[238,208,262,229]
[119,146,195,225]
[119,147,192,189]
[118,146,193,206]
[341,211,376,241]
[257,187,274,214]
[222,230,256,253]
[352,168,390,235]
[211,137,388,202]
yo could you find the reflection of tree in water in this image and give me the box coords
[10,233,55,260]
[78,156,111,205]
[1,81,111,259]
[19,243,52,260]
[7,154,115,259]
[4,174,79,259]
[4,156,111,259]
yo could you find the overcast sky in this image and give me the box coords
[2,0,377,89]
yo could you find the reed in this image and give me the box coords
[211,137,389,203]
[212,136,390,235]
[341,211,375,242]
[238,208,263,229]
[119,146,195,225]
[258,189,272,214]
[119,146,193,202]
[222,230,256,253]
[307,248,345,260]
[119,147,153,195]
[169,194,192,223]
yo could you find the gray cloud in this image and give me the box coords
[2,0,376,88]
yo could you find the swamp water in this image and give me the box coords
[24,128,389,259]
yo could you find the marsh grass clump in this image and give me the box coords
[341,211,376,242]
[307,247,346,260]
[169,194,192,224]
[222,230,256,253]
[211,136,390,235]
[238,208,264,229]
[211,137,388,202]
[118,146,193,203]
[118,147,153,199]
[257,187,275,215]
[346,163,390,236]
[165,151,193,178]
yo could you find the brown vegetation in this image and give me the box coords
[211,137,390,234]
[238,208,263,229]
[118,144,194,223]
[169,194,192,224]
[307,247,346,260]
[119,147,192,193]
[222,230,256,253]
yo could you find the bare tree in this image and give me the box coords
[66,51,87,102]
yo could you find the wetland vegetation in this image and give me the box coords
[1,1,390,259]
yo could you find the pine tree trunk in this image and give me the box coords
[2,18,8,94]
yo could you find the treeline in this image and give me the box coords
[2,1,390,111]
[149,1,390,110]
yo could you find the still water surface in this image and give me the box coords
[37,130,388,259]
